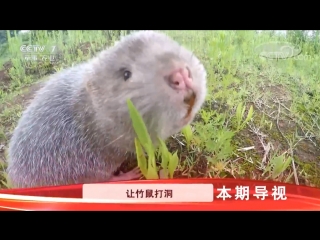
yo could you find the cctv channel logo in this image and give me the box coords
[20,45,56,53]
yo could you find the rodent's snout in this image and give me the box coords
[165,66,196,119]
[167,66,193,92]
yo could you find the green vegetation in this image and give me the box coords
[127,99,179,179]
[0,30,319,189]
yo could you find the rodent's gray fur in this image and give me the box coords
[7,31,207,188]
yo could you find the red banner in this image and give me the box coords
[0,178,320,211]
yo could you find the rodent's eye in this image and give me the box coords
[123,70,131,81]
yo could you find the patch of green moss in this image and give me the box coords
[267,126,288,147]
[296,159,320,187]
[252,111,289,149]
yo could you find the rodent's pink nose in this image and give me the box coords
[168,67,193,91]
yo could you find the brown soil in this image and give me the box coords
[257,84,320,163]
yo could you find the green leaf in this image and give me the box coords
[271,155,291,179]
[244,105,254,123]
[236,102,242,120]
[146,166,159,179]
[168,151,179,178]
[158,137,170,171]
[181,124,193,149]
[240,105,254,129]
[148,155,157,170]
[281,156,292,172]
[127,98,156,171]
[236,102,243,128]
[242,103,246,115]
[127,99,154,158]
[272,156,283,179]
[134,138,148,178]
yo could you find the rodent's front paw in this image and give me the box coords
[110,167,142,181]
